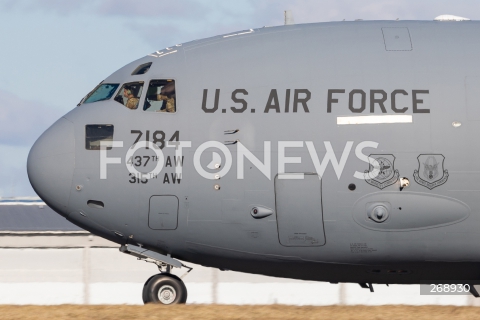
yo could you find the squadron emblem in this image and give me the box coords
[413,154,449,190]
[364,154,399,189]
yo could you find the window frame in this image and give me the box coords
[114,81,145,110]
[85,124,114,151]
[142,78,178,114]
[131,62,152,75]
[82,82,120,105]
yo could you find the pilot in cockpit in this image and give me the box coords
[123,85,139,109]
[145,80,176,113]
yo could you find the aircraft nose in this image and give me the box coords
[27,117,75,216]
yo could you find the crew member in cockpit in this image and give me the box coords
[147,81,175,112]
[123,86,139,109]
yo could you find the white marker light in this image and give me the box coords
[223,29,254,38]
[452,121,462,128]
[337,115,413,125]
[400,177,410,188]
[434,15,470,21]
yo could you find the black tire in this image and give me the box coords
[142,274,157,304]
[142,273,187,305]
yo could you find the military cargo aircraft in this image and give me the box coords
[27,18,480,304]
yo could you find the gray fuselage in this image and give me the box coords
[28,20,480,285]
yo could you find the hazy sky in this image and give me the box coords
[1,0,479,197]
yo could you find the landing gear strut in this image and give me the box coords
[120,244,192,305]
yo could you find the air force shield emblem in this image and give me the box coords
[413,154,449,189]
[364,154,399,189]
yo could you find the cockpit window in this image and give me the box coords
[143,80,176,113]
[114,82,144,110]
[85,125,114,150]
[132,62,152,75]
[83,84,119,104]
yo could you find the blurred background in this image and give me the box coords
[2,0,480,306]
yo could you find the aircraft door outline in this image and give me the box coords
[274,173,326,247]
[148,195,179,230]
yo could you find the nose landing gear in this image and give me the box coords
[142,273,187,304]
[120,244,192,305]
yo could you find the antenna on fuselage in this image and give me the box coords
[284,10,294,25]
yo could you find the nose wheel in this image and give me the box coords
[142,273,187,305]
[120,245,190,305]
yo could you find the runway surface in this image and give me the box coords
[0,305,478,320]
